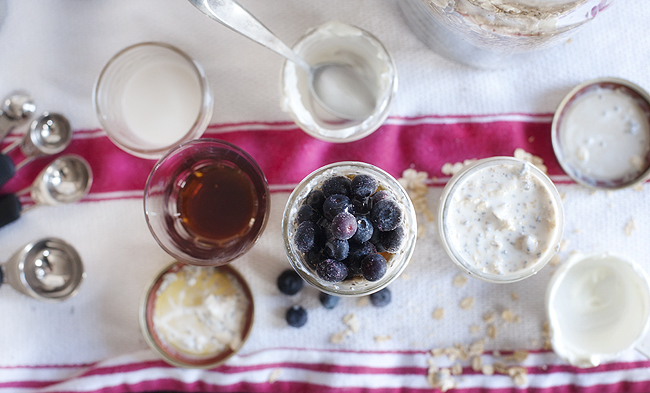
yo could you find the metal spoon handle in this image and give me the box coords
[188,0,310,71]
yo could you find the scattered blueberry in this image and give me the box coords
[370,199,403,232]
[286,305,308,327]
[331,212,357,240]
[277,269,304,295]
[351,174,378,199]
[316,258,348,282]
[323,194,351,220]
[319,292,340,309]
[294,221,318,252]
[381,225,406,253]
[351,215,373,243]
[361,253,387,281]
[305,189,326,210]
[369,287,391,307]
[322,176,351,197]
[324,238,349,261]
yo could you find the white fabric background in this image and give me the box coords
[0,0,649,368]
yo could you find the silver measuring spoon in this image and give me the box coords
[0,237,84,302]
[187,0,377,121]
[0,91,36,141]
[0,112,72,188]
[0,155,92,228]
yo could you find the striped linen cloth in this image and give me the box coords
[1,1,650,392]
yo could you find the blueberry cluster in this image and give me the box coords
[276,268,392,328]
[293,174,406,283]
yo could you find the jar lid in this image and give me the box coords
[551,77,650,190]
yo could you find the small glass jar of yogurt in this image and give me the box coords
[438,157,564,283]
[281,21,398,143]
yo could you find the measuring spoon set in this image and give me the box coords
[0,91,93,228]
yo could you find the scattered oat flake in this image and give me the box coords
[501,309,513,321]
[330,330,351,344]
[472,356,483,371]
[469,325,481,335]
[559,239,570,252]
[357,297,370,307]
[509,366,528,386]
[431,348,445,358]
[483,312,496,324]
[374,335,392,343]
[433,308,445,320]
[487,325,497,339]
[481,364,495,375]
[550,255,561,267]
[453,273,468,288]
[427,367,456,392]
[511,292,519,301]
[528,136,535,143]
[401,273,411,281]
[514,148,547,173]
[343,314,360,333]
[268,369,282,384]
[625,218,637,236]
[460,297,475,310]
[451,363,463,375]
[469,339,485,356]
[634,183,644,192]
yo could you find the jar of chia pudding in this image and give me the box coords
[438,157,564,283]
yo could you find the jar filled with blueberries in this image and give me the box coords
[282,161,417,296]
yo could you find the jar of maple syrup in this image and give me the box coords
[144,139,270,266]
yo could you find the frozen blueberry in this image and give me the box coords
[331,212,357,240]
[370,199,403,232]
[277,269,303,295]
[381,225,406,253]
[286,305,308,327]
[371,190,393,206]
[345,241,376,276]
[351,215,373,243]
[316,258,348,282]
[324,238,349,261]
[361,253,387,281]
[351,174,378,199]
[323,194,351,220]
[297,205,321,224]
[305,189,326,210]
[369,227,386,252]
[294,221,318,252]
[351,196,371,215]
[369,287,391,307]
[319,292,340,309]
[322,176,351,197]
[304,249,323,270]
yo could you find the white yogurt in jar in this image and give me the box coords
[439,157,563,282]
[546,253,650,367]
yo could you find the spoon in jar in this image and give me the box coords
[0,91,36,141]
[0,237,85,302]
[0,112,73,188]
[0,155,92,229]
[187,0,377,121]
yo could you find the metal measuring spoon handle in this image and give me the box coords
[0,91,36,141]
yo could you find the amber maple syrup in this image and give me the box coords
[177,164,257,242]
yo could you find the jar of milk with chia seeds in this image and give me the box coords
[438,157,564,283]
